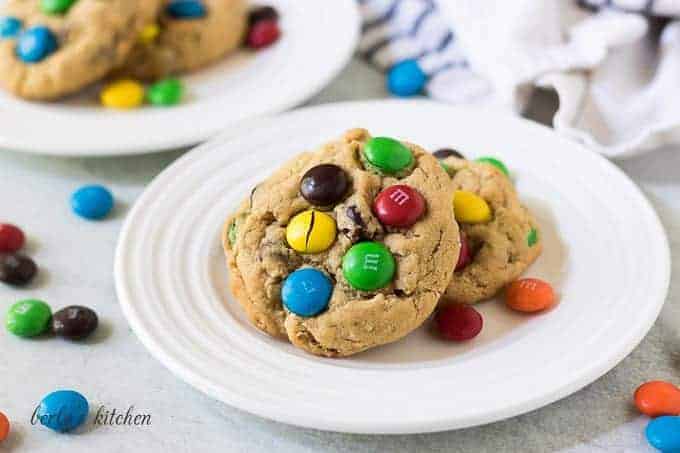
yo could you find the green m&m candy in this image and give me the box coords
[6,299,51,337]
[148,78,184,106]
[475,157,509,176]
[41,0,76,14]
[362,137,414,175]
[527,227,538,247]
[342,241,395,291]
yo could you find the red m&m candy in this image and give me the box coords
[435,303,483,341]
[373,185,425,228]
[0,224,25,253]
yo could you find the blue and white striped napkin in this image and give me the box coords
[357,0,680,158]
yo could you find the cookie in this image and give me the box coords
[118,0,247,80]
[223,129,460,357]
[439,156,542,304]
[0,0,161,100]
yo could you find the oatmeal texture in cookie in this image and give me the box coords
[0,0,161,100]
[223,129,460,357]
[440,157,542,304]
[119,0,247,80]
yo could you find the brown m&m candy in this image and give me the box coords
[0,254,37,286]
[300,164,349,206]
[433,148,465,160]
[373,185,425,228]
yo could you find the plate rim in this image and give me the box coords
[115,99,671,434]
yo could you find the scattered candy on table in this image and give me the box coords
[147,78,184,106]
[387,59,427,97]
[373,185,426,228]
[362,137,414,175]
[41,0,76,15]
[6,299,52,338]
[342,241,395,291]
[476,156,510,177]
[248,6,279,25]
[527,227,538,247]
[286,210,336,253]
[15,26,58,63]
[0,223,25,253]
[0,253,37,286]
[455,231,472,271]
[300,164,349,206]
[282,268,332,317]
[52,305,99,340]
[453,190,491,224]
[435,303,483,341]
[0,411,9,442]
[36,390,89,433]
[433,148,465,160]
[100,79,145,109]
[166,0,207,19]
[138,23,160,44]
[505,278,556,313]
[246,19,280,49]
[71,184,114,220]
[646,416,680,453]
[635,381,680,417]
[0,16,22,39]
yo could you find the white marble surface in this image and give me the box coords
[0,59,678,452]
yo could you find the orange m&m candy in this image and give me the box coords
[634,381,680,417]
[0,411,9,442]
[505,278,556,313]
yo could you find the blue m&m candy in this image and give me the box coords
[15,26,57,63]
[282,268,332,317]
[387,59,427,97]
[166,0,207,19]
[71,185,114,220]
[36,390,89,433]
[646,416,680,452]
[0,17,22,38]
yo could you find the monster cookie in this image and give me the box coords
[223,129,459,357]
[118,0,247,80]
[0,0,161,100]
[436,155,542,304]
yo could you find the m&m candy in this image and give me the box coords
[362,137,414,175]
[505,278,556,313]
[0,17,22,38]
[147,78,183,106]
[52,306,99,340]
[167,0,207,19]
[0,224,25,253]
[41,0,76,15]
[527,227,538,247]
[373,185,425,228]
[100,79,145,109]
[300,164,349,206]
[455,231,472,271]
[71,184,114,220]
[16,26,58,63]
[0,253,37,286]
[6,299,52,337]
[248,6,279,25]
[453,190,491,224]
[635,381,680,417]
[646,416,680,453]
[282,268,332,317]
[435,303,483,341]
[286,210,336,253]
[342,241,395,291]
[0,412,9,442]
[387,59,427,97]
[476,157,509,176]
[138,23,160,44]
[36,390,89,433]
[433,148,465,160]
[246,19,280,49]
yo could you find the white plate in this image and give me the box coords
[115,100,670,434]
[0,0,359,156]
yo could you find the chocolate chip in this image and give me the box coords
[346,206,365,227]
[0,253,37,287]
[433,148,465,160]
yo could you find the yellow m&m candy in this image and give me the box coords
[138,24,160,44]
[453,190,491,223]
[100,79,145,109]
[286,210,336,253]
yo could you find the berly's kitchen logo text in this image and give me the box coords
[31,405,151,427]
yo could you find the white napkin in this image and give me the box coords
[359,0,680,158]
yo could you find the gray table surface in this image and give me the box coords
[0,59,677,452]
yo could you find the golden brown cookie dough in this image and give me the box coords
[0,0,161,100]
[223,129,460,357]
[119,0,247,80]
[441,157,542,304]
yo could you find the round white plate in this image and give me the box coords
[0,0,358,156]
[115,100,670,434]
